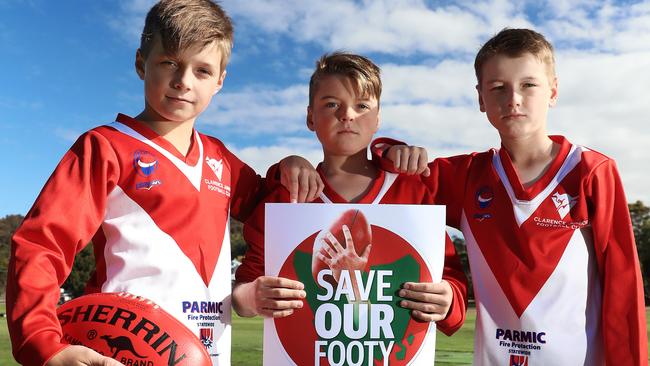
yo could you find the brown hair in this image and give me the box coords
[140,0,233,70]
[308,52,382,106]
[474,28,555,85]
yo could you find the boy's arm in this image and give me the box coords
[437,233,469,335]
[7,132,118,366]
[233,188,305,318]
[371,137,473,229]
[277,155,324,203]
[226,151,321,222]
[588,159,648,365]
[370,137,430,176]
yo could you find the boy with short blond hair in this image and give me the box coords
[375,28,647,365]
[7,1,320,365]
[232,52,468,337]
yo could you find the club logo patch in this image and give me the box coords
[134,150,162,190]
[475,186,494,209]
[199,328,214,350]
[510,354,529,366]
[205,156,223,181]
[551,192,577,219]
[273,225,432,365]
[134,150,158,177]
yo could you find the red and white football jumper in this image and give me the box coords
[8,114,266,366]
[372,135,648,365]
[236,165,469,335]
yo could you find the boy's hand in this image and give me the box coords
[398,280,453,322]
[386,145,430,176]
[46,345,123,366]
[235,276,306,318]
[279,155,324,203]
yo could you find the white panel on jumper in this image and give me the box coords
[101,185,232,365]
[461,212,603,366]
[109,122,204,191]
[492,145,584,227]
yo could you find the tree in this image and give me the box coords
[629,201,650,304]
[451,235,473,301]
[230,219,248,259]
[62,244,95,298]
[0,215,24,298]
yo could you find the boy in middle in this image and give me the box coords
[232,52,468,335]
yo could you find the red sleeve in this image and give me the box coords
[587,159,648,365]
[436,233,469,336]
[370,136,473,229]
[223,147,267,223]
[425,155,473,229]
[235,187,290,283]
[370,137,405,172]
[7,131,119,366]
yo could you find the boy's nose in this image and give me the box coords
[507,90,522,107]
[337,106,354,122]
[172,69,192,90]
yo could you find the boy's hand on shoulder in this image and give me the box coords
[240,276,306,318]
[386,145,430,176]
[398,280,452,322]
[47,345,123,366]
[279,155,324,203]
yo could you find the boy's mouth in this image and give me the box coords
[502,113,526,120]
[166,95,193,104]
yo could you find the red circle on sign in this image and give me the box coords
[274,222,432,366]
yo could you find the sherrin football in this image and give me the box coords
[311,209,373,281]
[57,292,211,366]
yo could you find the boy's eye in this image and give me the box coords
[161,60,177,68]
[325,102,338,109]
[489,85,504,91]
[197,68,212,76]
[523,82,537,88]
[358,103,370,110]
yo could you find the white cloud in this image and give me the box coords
[110,0,157,46]
[382,60,476,105]
[228,138,323,175]
[201,84,308,134]
[224,0,512,55]
[104,0,650,204]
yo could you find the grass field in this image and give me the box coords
[1,305,649,365]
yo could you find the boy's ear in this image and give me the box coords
[548,77,559,107]
[306,106,316,131]
[135,49,145,80]
[476,84,486,113]
[213,70,227,95]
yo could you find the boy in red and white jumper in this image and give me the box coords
[374,28,647,365]
[233,52,468,336]
[7,1,321,365]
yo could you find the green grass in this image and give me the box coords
[2,306,649,365]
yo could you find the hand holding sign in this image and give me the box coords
[233,276,306,318]
[399,280,453,322]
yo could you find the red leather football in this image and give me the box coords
[311,209,373,281]
[57,292,211,366]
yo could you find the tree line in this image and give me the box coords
[1,201,649,303]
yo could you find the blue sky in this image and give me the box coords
[1,0,649,217]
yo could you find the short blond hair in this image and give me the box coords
[140,0,233,70]
[474,28,555,85]
[308,52,382,106]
